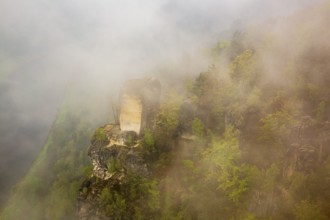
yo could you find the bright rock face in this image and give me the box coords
[119,78,161,135]
[119,93,143,134]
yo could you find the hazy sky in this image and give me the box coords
[0,0,318,207]
[0,0,317,85]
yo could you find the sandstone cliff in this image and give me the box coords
[119,78,161,135]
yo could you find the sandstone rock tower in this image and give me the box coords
[119,77,161,135]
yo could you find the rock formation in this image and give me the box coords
[119,77,161,135]
[88,124,148,181]
[77,78,161,219]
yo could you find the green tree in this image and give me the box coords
[203,126,256,204]
[192,117,205,137]
[316,101,326,123]
[294,200,326,220]
[107,157,121,173]
[229,49,257,87]
[154,93,181,149]
[92,127,109,145]
[260,110,294,143]
[143,129,156,154]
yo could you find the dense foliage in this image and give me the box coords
[136,4,330,219]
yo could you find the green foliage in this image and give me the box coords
[143,128,156,154]
[102,190,127,218]
[83,165,93,178]
[260,110,294,143]
[107,157,122,173]
[243,213,258,220]
[184,79,194,95]
[92,127,108,144]
[153,93,181,150]
[217,40,231,49]
[126,133,134,146]
[316,101,326,123]
[90,9,330,219]
[0,87,106,220]
[220,164,257,203]
[155,94,180,134]
[294,200,326,220]
[98,173,160,219]
[204,126,241,175]
[100,187,111,204]
[202,126,257,203]
[182,159,194,170]
[160,191,183,220]
[229,49,257,86]
[263,164,280,191]
[246,87,262,109]
[192,117,205,137]
[193,72,213,98]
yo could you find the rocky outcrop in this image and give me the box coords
[77,78,161,220]
[88,124,148,180]
[77,125,148,220]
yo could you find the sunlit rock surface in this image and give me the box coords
[119,93,143,134]
[119,78,161,135]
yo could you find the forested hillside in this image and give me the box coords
[77,2,330,219]
[152,4,330,219]
[1,1,330,219]
[0,82,110,220]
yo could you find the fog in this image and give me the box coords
[0,0,317,207]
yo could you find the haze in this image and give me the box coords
[0,0,317,207]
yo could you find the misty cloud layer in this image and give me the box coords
[0,0,318,207]
[1,0,317,84]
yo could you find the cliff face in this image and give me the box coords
[77,79,161,219]
[119,94,143,135]
[119,78,161,135]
